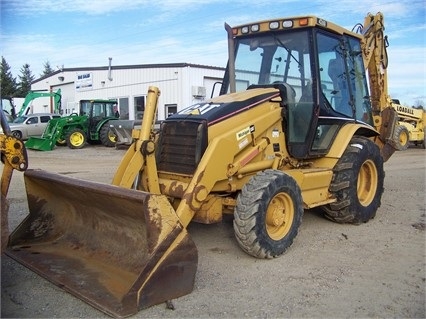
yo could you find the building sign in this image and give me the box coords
[75,72,93,91]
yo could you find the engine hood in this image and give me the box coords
[166,88,280,126]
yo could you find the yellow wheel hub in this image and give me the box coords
[70,132,84,147]
[265,193,294,240]
[357,159,378,207]
[108,132,116,143]
[399,131,408,146]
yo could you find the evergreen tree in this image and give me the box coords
[41,60,54,77]
[16,63,35,97]
[0,56,18,97]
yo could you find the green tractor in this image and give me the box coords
[26,99,119,151]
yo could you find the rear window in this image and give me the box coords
[40,116,51,123]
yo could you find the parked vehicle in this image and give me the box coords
[8,113,61,140]
[26,99,119,151]
[0,98,16,133]
[390,99,425,150]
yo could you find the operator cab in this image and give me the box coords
[222,19,374,159]
[80,100,118,139]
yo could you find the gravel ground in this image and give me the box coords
[1,144,425,318]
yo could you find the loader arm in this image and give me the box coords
[112,86,161,193]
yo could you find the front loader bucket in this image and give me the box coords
[5,169,198,318]
[25,137,55,151]
[109,120,136,146]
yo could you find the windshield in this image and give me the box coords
[13,116,27,124]
[231,29,312,101]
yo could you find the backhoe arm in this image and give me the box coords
[360,12,398,161]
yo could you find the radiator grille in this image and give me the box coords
[157,120,207,175]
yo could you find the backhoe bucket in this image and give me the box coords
[25,137,55,151]
[5,169,198,318]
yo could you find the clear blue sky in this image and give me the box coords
[1,0,425,106]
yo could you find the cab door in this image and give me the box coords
[25,116,40,137]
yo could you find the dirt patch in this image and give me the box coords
[1,145,425,318]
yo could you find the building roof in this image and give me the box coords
[33,62,225,84]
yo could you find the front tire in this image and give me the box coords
[234,170,303,259]
[56,138,66,146]
[11,130,23,139]
[66,128,86,149]
[323,136,384,224]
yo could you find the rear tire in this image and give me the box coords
[394,125,409,151]
[66,128,86,149]
[100,124,116,147]
[323,136,384,224]
[233,170,303,259]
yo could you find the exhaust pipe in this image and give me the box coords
[108,57,113,81]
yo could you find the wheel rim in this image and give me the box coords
[357,159,378,207]
[108,131,116,143]
[70,132,84,147]
[265,192,294,240]
[399,130,408,147]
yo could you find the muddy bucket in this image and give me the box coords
[5,169,198,317]
[25,137,55,151]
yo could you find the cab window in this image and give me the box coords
[317,33,352,117]
[40,116,51,123]
[26,117,38,124]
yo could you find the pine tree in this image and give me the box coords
[41,60,54,77]
[0,56,18,97]
[16,63,35,97]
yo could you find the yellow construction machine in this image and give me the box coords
[390,99,425,150]
[2,13,399,317]
[0,103,28,252]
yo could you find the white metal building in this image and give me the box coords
[30,62,225,121]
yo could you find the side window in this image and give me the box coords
[26,117,38,124]
[40,116,51,123]
[165,104,177,117]
[346,36,373,125]
[80,101,91,115]
[105,104,115,117]
[118,97,129,119]
[92,103,101,117]
[317,33,352,117]
[134,96,145,120]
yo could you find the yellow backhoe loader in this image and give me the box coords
[390,99,425,150]
[2,13,399,317]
